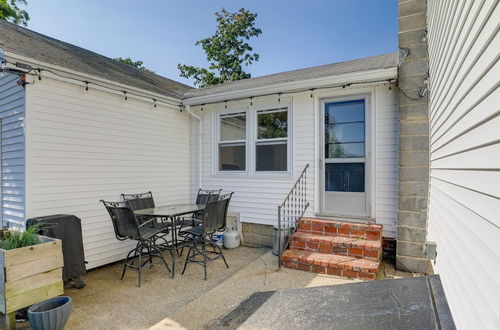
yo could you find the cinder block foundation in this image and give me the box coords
[241,222,273,248]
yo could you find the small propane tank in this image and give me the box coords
[213,230,224,247]
[223,227,240,249]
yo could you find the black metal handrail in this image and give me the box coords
[277,163,309,267]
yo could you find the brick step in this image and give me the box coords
[298,218,382,239]
[289,231,382,261]
[281,250,379,280]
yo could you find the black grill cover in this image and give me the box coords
[26,214,86,282]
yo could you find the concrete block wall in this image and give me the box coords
[241,222,273,248]
[396,0,431,273]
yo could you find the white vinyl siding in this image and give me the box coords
[192,85,398,237]
[0,73,25,227]
[374,85,399,238]
[427,0,500,329]
[25,77,190,269]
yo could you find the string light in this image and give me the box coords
[2,60,182,110]
[2,59,397,111]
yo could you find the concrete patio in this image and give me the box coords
[9,245,419,330]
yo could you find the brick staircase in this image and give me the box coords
[281,218,383,280]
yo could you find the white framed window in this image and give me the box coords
[255,107,289,172]
[217,111,247,172]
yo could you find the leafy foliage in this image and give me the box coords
[0,224,40,250]
[114,57,154,73]
[178,8,262,87]
[0,0,29,26]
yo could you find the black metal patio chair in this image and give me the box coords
[100,200,172,287]
[122,191,173,241]
[180,192,233,280]
[177,189,222,231]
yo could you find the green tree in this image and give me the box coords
[178,8,262,87]
[114,57,154,73]
[0,0,29,26]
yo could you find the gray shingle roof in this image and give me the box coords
[182,52,398,99]
[0,20,192,99]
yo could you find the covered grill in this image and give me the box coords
[27,214,86,288]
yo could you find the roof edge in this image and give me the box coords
[182,66,397,106]
[5,50,183,106]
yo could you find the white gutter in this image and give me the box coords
[184,104,203,189]
[182,67,397,106]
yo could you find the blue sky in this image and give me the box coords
[24,1,397,86]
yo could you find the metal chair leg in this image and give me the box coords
[202,243,208,281]
[137,243,143,287]
[182,243,194,275]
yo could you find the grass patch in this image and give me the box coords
[0,224,41,250]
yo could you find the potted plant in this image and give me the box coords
[0,225,64,330]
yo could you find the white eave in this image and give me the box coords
[181,66,397,106]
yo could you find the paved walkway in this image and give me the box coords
[151,251,361,329]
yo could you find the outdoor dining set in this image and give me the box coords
[100,189,233,287]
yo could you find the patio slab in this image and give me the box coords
[64,246,268,330]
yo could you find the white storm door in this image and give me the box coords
[322,99,368,216]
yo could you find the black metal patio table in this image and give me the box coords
[134,203,205,253]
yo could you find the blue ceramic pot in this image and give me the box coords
[28,296,72,330]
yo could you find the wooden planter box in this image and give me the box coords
[0,230,64,329]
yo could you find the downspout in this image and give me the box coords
[184,104,203,189]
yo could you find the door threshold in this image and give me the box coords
[314,213,376,224]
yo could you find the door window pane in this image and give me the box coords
[325,100,365,159]
[256,142,287,171]
[325,163,365,192]
[326,123,364,143]
[326,143,365,158]
[220,113,246,141]
[257,109,288,139]
[219,144,246,171]
[325,100,364,124]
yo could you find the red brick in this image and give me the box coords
[342,270,359,279]
[351,229,365,237]
[326,267,341,276]
[311,265,326,273]
[333,247,348,255]
[364,250,380,258]
[319,244,331,253]
[311,224,324,233]
[298,263,311,271]
[298,223,312,231]
[325,226,337,235]
[366,230,381,240]
[337,227,350,236]
[360,272,376,280]
[306,242,319,251]
[348,247,363,255]
[299,254,309,263]
[292,240,306,249]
